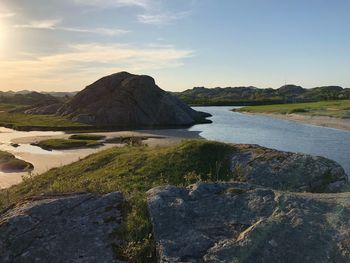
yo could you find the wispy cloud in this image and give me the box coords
[73,0,152,9]
[14,19,61,29]
[0,43,194,90]
[62,27,129,36]
[0,12,15,18]
[74,0,189,26]
[138,11,190,25]
[14,19,129,36]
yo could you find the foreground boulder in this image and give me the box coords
[148,182,350,263]
[0,192,123,263]
[231,144,348,192]
[42,71,209,127]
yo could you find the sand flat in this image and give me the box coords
[0,129,201,188]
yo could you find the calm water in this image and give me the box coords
[0,127,63,155]
[190,106,350,175]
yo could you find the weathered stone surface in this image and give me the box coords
[231,144,348,192]
[147,182,350,263]
[0,192,123,263]
[54,71,210,127]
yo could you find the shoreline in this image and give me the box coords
[0,129,202,189]
[243,112,350,132]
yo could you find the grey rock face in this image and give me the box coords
[0,192,123,263]
[56,72,210,127]
[147,183,350,263]
[231,144,348,192]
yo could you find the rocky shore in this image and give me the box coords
[0,140,349,262]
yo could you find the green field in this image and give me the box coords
[0,140,234,262]
[33,139,103,150]
[236,100,350,118]
[0,112,90,131]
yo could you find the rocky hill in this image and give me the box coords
[175,84,350,106]
[27,72,211,128]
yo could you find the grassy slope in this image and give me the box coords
[33,139,103,150]
[0,140,234,262]
[236,100,350,118]
[0,151,33,172]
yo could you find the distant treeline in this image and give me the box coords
[174,85,350,106]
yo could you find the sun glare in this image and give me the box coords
[0,22,3,51]
[0,20,6,54]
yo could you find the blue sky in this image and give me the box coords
[0,0,349,91]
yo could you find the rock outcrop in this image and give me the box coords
[0,192,123,263]
[45,72,210,127]
[147,182,350,263]
[231,144,348,192]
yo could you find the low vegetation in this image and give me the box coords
[0,140,235,262]
[69,134,106,140]
[33,139,103,150]
[0,112,90,131]
[236,100,350,118]
[104,136,148,146]
[0,151,33,172]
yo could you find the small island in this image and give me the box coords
[0,151,33,173]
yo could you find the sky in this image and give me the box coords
[0,0,349,92]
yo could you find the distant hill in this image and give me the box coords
[174,85,350,106]
[0,90,77,98]
[0,91,60,107]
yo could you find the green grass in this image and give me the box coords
[69,134,106,140]
[33,139,103,150]
[0,140,235,262]
[236,100,350,118]
[0,103,28,112]
[0,112,90,131]
[0,151,33,172]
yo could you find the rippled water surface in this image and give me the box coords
[189,106,350,175]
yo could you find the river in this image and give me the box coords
[190,106,350,175]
